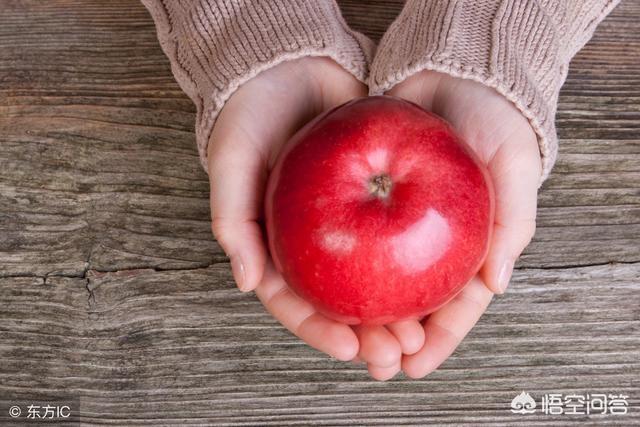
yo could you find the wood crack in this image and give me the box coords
[1,258,230,310]
[515,260,639,270]
[0,260,230,280]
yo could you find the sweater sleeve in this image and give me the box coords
[141,0,374,172]
[369,0,620,184]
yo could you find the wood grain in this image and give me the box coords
[1,0,639,425]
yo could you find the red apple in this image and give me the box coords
[265,96,494,325]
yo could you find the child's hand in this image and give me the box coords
[386,70,541,378]
[208,57,426,380]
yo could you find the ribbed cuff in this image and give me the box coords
[369,0,620,185]
[142,0,374,172]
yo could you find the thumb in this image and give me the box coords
[206,60,317,293]
[481,134,541,294]
[208,117,269,293]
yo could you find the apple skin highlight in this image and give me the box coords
[265,96,494,325]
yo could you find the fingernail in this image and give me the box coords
[231,254,247,292]
[497,259,514,294]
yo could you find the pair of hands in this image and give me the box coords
[208,57,541,380]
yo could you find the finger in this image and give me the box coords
[208,132,268,293]
[352,324,402,368]
[368,360,401,381]
[481,133,541,294]
[207,79,312,293]
[255,260,359,361]
[385,319,426,355]
[402,277,493,379]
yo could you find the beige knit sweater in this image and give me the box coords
[142,0,619,183]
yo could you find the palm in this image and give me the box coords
[387,70,541,377]
[208,58,426,381]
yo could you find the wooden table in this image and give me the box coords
[1,0,639,424]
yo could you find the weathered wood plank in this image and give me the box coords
[0,1,638,276]
[1,263,639,424]
[1,0,639,425]
[0,1,217,277]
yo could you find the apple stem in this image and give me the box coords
[368,174,392,199]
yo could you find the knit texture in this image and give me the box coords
[141,0,374,171]
[370,0,620,185]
